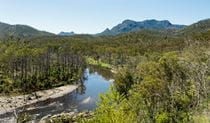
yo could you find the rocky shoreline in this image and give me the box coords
[0,85,78,116]
[39,111,94,123]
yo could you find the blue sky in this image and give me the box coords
[0,0,209,34]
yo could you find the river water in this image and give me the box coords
[0,66,113,122]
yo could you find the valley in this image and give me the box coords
[0,18,209,123]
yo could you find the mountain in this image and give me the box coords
[98,19,186,36]
[0,22,54,39]
[58,31,75,36]
[179,18,210,35]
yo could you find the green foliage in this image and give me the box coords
[130,52,208,122]
[17,113,32,123]
[83,51,209,123]
[47,115,72,123]
[86,57,112,69]
[155,112,170,123]
[0,41,86,94]
[114,67,134,95]
[0,19,210,122]
[84,87,137,123]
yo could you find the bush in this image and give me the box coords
[84,87,137,123]
[114,67,134,96]
[84,52,209,123]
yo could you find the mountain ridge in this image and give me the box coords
[98,19,186,36]
[1,19,210,39]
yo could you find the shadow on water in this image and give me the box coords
[88,65,114,80]
[0,66,113,121]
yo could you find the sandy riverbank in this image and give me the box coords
[0,85,78,115]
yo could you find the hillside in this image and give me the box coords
[0,22,54,39]
[179,18,210,35]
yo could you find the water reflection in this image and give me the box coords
[0,67,112,121]
[88,65,114,80]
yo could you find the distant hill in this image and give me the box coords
[58,31,75,36]
[178,18,210,35]
[98,19,186,36]
[0,22,54,39]
[1,19,210,39]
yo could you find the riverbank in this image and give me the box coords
[86,57,117,74]
[0,85,78,115]
[86,57,112,69]
[39,111,94,123]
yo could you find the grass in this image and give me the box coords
[86,57,112,69]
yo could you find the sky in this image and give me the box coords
[0,0,210,34]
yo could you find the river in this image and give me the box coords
[0,66,113,122]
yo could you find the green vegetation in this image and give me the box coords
[80,20,210,123]
[84,50,209,123]
[17,113,32,123]
[0,19,210,122]
[0,41,86,94]
[0,22,53,40]
[86,57,112,69]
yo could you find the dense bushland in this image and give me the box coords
[80,29,210,122]
[86,50,210,123]
[0,41,85,94]
[0,22,210,122]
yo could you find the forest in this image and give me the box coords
[0,19,210,123]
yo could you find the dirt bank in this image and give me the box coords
[0,85,78,115]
